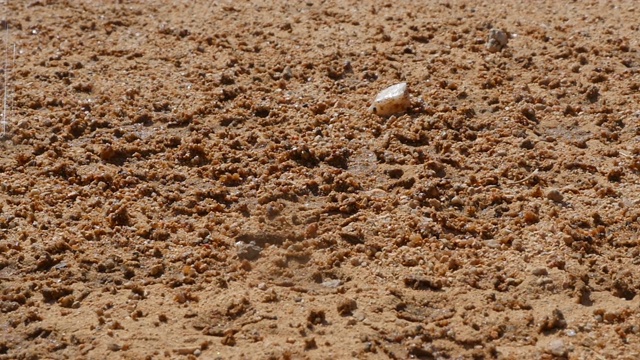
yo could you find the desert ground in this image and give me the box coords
[1,1,640,359]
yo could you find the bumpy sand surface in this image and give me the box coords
[1,1,640,359]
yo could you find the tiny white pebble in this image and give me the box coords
[369,82,411,117]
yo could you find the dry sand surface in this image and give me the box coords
[1,0,640,359]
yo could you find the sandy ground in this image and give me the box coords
[1,0,640,359]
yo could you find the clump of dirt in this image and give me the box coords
[1,1,640,359]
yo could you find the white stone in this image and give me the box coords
[486,28,509,53]
[546,339,567,357]
[322,279,342,288]
[235,241,262,260]
[369,82,411,117]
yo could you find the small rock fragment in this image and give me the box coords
[546,339,567,357]
[531,267,549,276]
[369,82,411,117]
[339,231,364,245]
[546,189,564,203]
[282,66,293,80]
[337,298,357,316]
[486,28,509,53]
[58,295,75,308]
[235,241,262,260]
[173,347,199,355]
[539,309,567,332]
[403,274,443,290]
[0,301,19,312]
[586,85,600,103]
[202,325,225,336]
[321,279,342,288]
[304,337,317,350]
[221,333,236,346]
[520,139,535,149]
[484,239,500,249]
[307,309,326,326]
[148,264,164,277]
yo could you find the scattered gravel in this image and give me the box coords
[2,1,638,359]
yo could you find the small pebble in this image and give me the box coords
[531,267,548,276]
[149,264,164,277]
[369,82,411,117]
[486,28,509,53]
[520,139,535,149]
[322,279,342,288]
[235,241,262,260]
[484,240,500,248]
[282,66,293,80]
[546,189,564,203]
[174,347,199,355]
[546,339,567,357]
[337,298,357,316]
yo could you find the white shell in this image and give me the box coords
[369,82,411,117]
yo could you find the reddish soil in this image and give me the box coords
[1,1,640,359]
